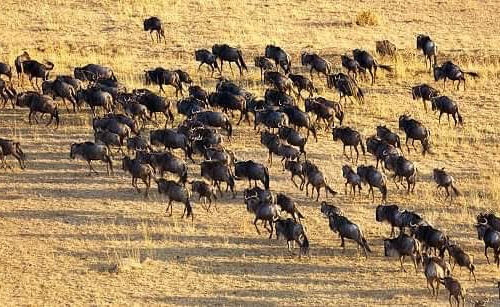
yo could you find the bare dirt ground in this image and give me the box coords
[0,0,499,305]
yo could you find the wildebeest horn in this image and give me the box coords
[479,218,487,225]
[409,222,417,227]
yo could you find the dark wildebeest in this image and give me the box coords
[195,49,219,76]
[288,74,317,98]
[301,52,332,81]
[445,242,476,282]
[14,51,31,85]
[376,126,401,151]
[212,44,247,76]
[398,114,431,155]
[0,138,26,169]
[320,201,343,217]
[475,219,500,266]
[325,211,371,258]
[21,60,54,90]
[302,160,338,201]
[327,73,364,104]
[42,79,78,112]
[234,160,270,189]
[0,79,16,109]
[143,16,166,43]
[357,165,387,202]
[332,127,366,164]
[375,40,397,57]
[422,253,451,298]
[157,178,194,221]
[275,218,309,256]
[476,213,500,232]
[189,180,217,212]
[255,109,288,131]
[375,204,425,237]
[433,61,479,90]
[137,151,188,183]
[144,67,183,97]
[244,194,279,239]
[135,89,174,126]
[280,105,318,141]
[366,137,399,169]
[174,69,192,88]
[70,142,113,175]
[383,233,421,273]
[16,92,60,128]
[284,160,305,189]
[383,154,417,193]
[94,130,124,156]
[92,117,133,144]
[126,135,152,153]
[416,34,438,69]
[264,88,296,107]
[276,193,304,222]
[76,87,113,116]
[411,84,439,112]
[0,62,13,83]
[200,160,236,198]
[260,131,300,168]
[149,129,193,162]
[264,71,295,95]
[431,96,463,126]
[341,165,362,196]
[433,168,461,202]
[352,49,392,85]
[74,64,117,82]
[190,111,233,137]
[265,45,292,74]
[188,85,208,104]
[208,91,249,125]
[341,54,366,81]
[243,186,274,205]
[278,127,307,158]
[304,97,344,129]
[439,277,466,307]
[254,56,275,82]
[410,224,448,257]
[122,156,155,198]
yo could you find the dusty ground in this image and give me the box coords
[0,0,499,305]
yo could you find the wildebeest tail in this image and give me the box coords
[300,234,310,256]
[360,138,366,156]
[451,183,461,197]
[263,166,270,189]
[237,49,248,71]
[180,165,188,184]
[295,208,305,219]
[457,109,464,126]
[325,184,338,197]
[356,87,365,103]
[464,71,479,79]
[377,64,393,72]
[380,184,388,202]
[361,236,372,253]
[110,70,117,82]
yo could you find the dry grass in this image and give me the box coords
[0,0,500,306]
[355,11,380,27]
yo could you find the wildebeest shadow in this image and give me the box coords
[131,295,275,306]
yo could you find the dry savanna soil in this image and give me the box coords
[0,0,499,306]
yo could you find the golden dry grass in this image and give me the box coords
[0,0,499,306]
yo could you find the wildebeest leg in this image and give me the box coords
[28,109,34,125]
[444,186,450,200]
[149,30,154,42]
[166,200,173,216]
[354,146,359,164]
[411,140,417,151]
[88,161,98,175]
[342,145,349,160]
[254,217,261,235]
[405,137,411,154]
[228,62,234,77]
[340,236,345,251]
[268,221,274,239]
[291,175,299,188]
[438,112,443,124]
[309,67,314,80]
[316,186,320,201]
[399,256,407,272]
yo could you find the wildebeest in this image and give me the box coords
[174,69,192,88]
[126,135,152,153]
[366,136,400,169]
[411,223,448,257]
[149,129,193,162]
[188,85,208,103]
[433,61,479,90]
[190,111,233,137]
[195,49,219,76]
[288,74,316,98]
[16,92,60,128]
[0,62,13,83]
[254,109,288,131]
[93,116,133,144]
[143,16,166,43]
[332,127,365,163]
[411,84,439,112]
[446,242,476,282]
[474,219,500,266]
[21,60,54,89]
[0,79,16,108]
[0,138,26,169]
[376,126,401,151]
[189,180,217,212]
[416,34,438,69]
[244,193,279,238]
[144,67,182,97]
[137,151,188,183]
[134,89,174,126]
[375,40,397,57]
[304,97,344,129]
[476,212,500,232]
[260,131,300,168]
[280,105,317,141]
[254,56,275,82]
[278,127,307,158]
[327,73,364,104]
[431,96,463,126]
[208,91,249,125]
[76,87,113,116]
[234,160,270,189]
[325,211,371,258]
[357,165,387,202]
[14,51,31,85]
[275,218,309,256]
[383,154,417,193]
[74,64,117,82]
[383,233,421,273]
[302,160,338,201]
[276,193,304,222]
[376,204,425,237]
[264,88,296,107]
[398,114,431,155]
[122,156,155,197]
[422,253,451,298]
[94,130,123,156]
[42,79,78,112]
[200,160,236,198]
[301,52,331,81]
[212,44,247,76]
[265,45,292,74]
[320,201,343,217]
[440,276,466,307]
[70,142,113,175]
[284,160,305,189]
[264,71,295,94]
[341,55,366,81]
[352,49,392,85]
[157,178,194,220]
[433,168,461,202]
[341,165,362,196]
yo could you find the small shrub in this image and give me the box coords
[356,11,379,26]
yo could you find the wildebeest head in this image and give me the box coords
[433,65,443,82]
[69,143,80,159]
[475,218,489,240]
